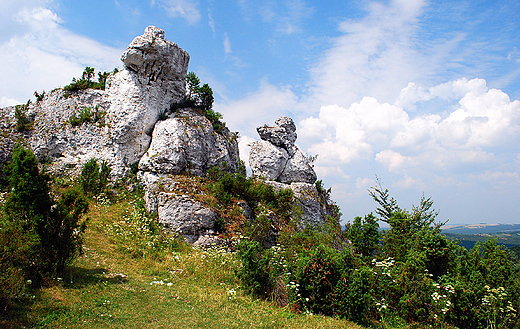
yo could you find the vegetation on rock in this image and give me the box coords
[63,66,118,96]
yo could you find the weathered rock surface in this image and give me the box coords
[249,140,288,180]
[19,25,190,177]
[278,148,317,184]
[264,181,333,226]
[139,108,239,176]
[250,117,316,184]
[250,117,331,226]
[139,171,220,245]
[256,117,297,155]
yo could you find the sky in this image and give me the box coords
[1,0,520,226]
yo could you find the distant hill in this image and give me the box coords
[442,223,520,234]
[441,223,520,251]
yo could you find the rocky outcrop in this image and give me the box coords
[139,171,223,246]
[250,117,334,226]
[139,108,239,176]
[250,117,317,184]
[20,26,190,177]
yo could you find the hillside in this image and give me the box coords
[1,191,359,329]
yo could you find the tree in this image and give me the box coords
[346,213,380,257]
[2,144,88,278]
[81,66,95,82]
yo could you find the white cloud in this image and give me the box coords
[223,33,232,55]
[375,150,408,172]
[260,0,314,35]
[215,80,299,137]
[153,0,200,24]
[303,78,520,176]
[0,96,19,108]
[238,135,256,168]
[208,12,215,34]
[0,5,122,105]
[307,0,429,108]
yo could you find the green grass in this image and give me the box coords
[1,196,362,329]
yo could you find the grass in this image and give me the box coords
[1,194,362,329]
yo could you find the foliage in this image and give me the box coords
[168,72,225,133]
[63,67,116,94]
[345,213,380,257]
[69,106,106,127]
[233,176,520,328]
[14,100,32,132]
[34,90,45,103]
[79,158,111,195]
[0,144,88,309]
[235,239,273,298]
[106,199,182,259]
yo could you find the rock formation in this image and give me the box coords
[250,117,317,184]
[25,25,191,177]
[0,26,338,246]
[250,117,333,226]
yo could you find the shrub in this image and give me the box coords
[14,101,32,132]
[235,239,273,298]
[69,106,106,127]
[79,158,111,195]
[63,66,115,93]
[168,72,224,132]
[2,144,89,283]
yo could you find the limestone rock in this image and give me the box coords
[257,116,297,154]
[249,140,288,180]
[264,181,331,226]
[138,108,239,176]
[23,25,190,177]
[250,117,316,184]
[278,148,317,184]
[158,194,217,244]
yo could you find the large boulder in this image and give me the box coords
[250,117,316,184]
[138,108,239,176]
[249,140,288,180]
[139,171,221,245]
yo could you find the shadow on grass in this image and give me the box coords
[0,266,126,328]
[65,266,128,289]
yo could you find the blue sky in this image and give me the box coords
[1,0,520,226]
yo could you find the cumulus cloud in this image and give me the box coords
[0,5,122,105]
[302,78,520,176]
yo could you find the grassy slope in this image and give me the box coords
[2,197,361,329]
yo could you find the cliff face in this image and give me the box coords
[0,26,338,246]
[0,26,239,179]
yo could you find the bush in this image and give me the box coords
[1,144,89,287]
[69,106,106,127]
[14,101,32,132]
[235,239,274,299]
[79,158,111,195]
[63,66,116,94]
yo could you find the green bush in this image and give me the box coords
[1,144,89,288]
[63,66,116,94]
[232,178,520,328]
[79,158,111,195]
[235,239,274,299]
[168,72,224,132]
[69,106,106,126]
[14,101,32,132]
